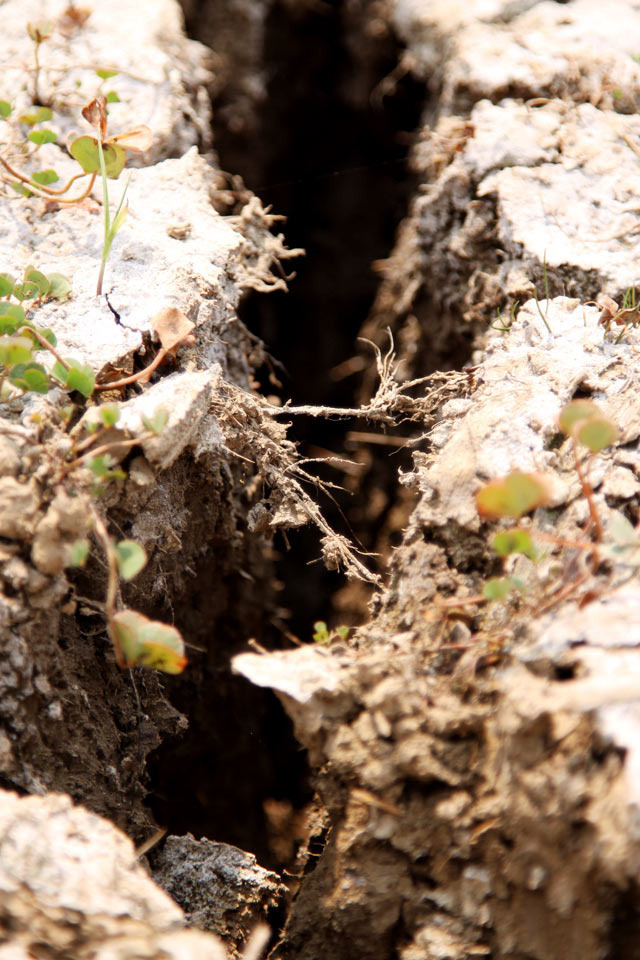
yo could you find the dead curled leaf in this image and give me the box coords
[82,96,107,141]
[109,126,153,152]
[151,307,196,353]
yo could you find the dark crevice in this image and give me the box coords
[155,0,426,866]
[235,0,427,635]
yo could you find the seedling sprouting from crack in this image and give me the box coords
[312,621,350,645]
[533,252,553,334]
[72,96,152,294]
[598,287,640,343]
[26,20,53,106]
[89,505,187,673]
[474,400,620,610]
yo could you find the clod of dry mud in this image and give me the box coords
[236,297,640,960]
[0,789,229,960]
[152,835,285,951]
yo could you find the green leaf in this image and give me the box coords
[28,129,57,145]
[99,403,120,427]
[0,101,11,119]
[105,91,121,104]
[12,280,41,301]
[111,200,128,234]
[9,362,50,393]
[69,539,90,567]
[475,472,551,520]
[96,69,118,80]
[32,327,57,348]
[31,168,60,185]
[85,453,125,479]
[141,408,169,435]
[0,303,24,325]
[558,400,603,435]
[27,20,54,42]
[0,273,14,297]
[10,182,31,197]
[491,529,537,559]
[110,609,187,673]
[52,358,95,397]
[312,620,330,644]
[24,267,50,297]
[574,417,619,453]
[19,106,53,125]
[335,625,349,641]
[0,336,34,366]
[482,577,518,601]
[46,272,72,301]
[69,136,126,178]
[115,540,147,580]
[0,317,17,335]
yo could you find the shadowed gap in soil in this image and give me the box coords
[149,0,426,869]
[234,0,427,635]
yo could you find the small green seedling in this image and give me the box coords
[72,96,152,294]
[558,400,619,541]
[89,508,187,674]
[491,300,519,333]
[475,400,620,609]
[27,20,53,105]
[312,621,350,645]
[0,272,96,400]
[598,288,640,343]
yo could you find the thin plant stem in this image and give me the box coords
[96,137,110,295]
[15,325,70,370]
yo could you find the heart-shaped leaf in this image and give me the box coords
[12,280,41,301]
[31,169,60,185]
[574,417,619,453]
[151,307,195,352]
[491,529,537,559]
[558,400,603,435]
[70,136,126,179]
[28,129,57,145]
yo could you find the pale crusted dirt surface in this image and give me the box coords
[3,0,640,958]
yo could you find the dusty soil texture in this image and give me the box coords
[2,0,640,959]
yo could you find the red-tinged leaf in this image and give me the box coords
[110,609,187,673]
[476,471,551,520]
